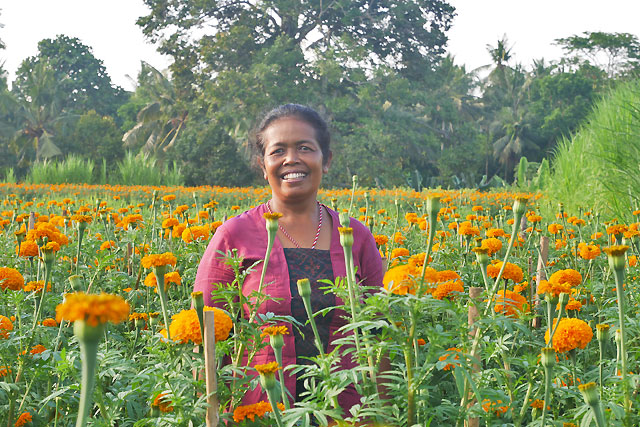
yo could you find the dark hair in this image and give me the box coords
[253,104,331,165]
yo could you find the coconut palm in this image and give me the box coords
[122,62,188,156]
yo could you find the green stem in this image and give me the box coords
[613,268,631,420]
[76,338,99,427]
[403,346,415,426]
[541,366,553,427]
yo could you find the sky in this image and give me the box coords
[1,0,640,91]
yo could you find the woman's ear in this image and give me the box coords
[322,151,333,174]
[257,157,267,180]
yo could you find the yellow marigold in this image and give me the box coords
[481,237,502,256]
[233,401,285,423]
[374,234,389,246]
[0,267,24,291]
[439,347,462,371]
[405,212,419,224]
[578,242,600,260]
[14,412,32,427]
[17,241,39,258]
[171,223,187,239]
[527,214,542,223]
[42,318,58,327]
[162,194,176,202]
[129,312,149,321]
[181,225,210,243]
[152,392,174,413]
[143,271,182,288]
[548,224,563,234]
[602,245,630,257]
[549,269,582,287]
[254,361,281,375]
[408,252,428,269]
[41,241,61,253]
[537,280,572,297]
[629,255,638,267]
[55,292,130,327]
[487,261,524,283]
[261,326,289,337]
[562,298,582,311]
[394,231,405,244]
[0,315,14,339]
[545,318,593,353]
[141,252,177,269]
[432,280,464,300]
[606,224,627,236]
[71,214,93,224]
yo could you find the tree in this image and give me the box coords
[555,32,640,78]
[59,110,124,168]
[121,62,188,156]
[13,35,127,117]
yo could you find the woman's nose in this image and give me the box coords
[283,148,299,164]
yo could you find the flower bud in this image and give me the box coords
[472,247,490,266]
[68,275,84,291]
[269,333,284,352]
[338,227,354,248]
[603,245,629,272]
[73,320,105,344]
[558,292,569,306]
[596,324,609,342]
[578,382,600,406]
[541,347,556,369]
[426,195,441,218]
[263,212,282,234]
[513,196,528,216]
[297,278,311,299]
[339,212,350,228]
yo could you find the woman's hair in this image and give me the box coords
[253,104,331,165]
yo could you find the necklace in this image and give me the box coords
[267,201,323,249]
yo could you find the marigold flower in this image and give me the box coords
[141,252,177,269]
[23,281,51,293]
[394,231,405,244]
[17,241,39,257]
[545,318,593,353]
[458,221,480,236]
[152,393,174,413]
[487,261,524,283]
[0,315,14,339]
[181,225,210,243]
[42,318,58,327]
[436,270,461,283]
[143,271,182,289]
[578,242,600,260]
[486,228,507,238]
[55,292,130,327]
[481,237,503,256]
[0,267,24,291]
[390,247,410,260]
[0,366,11,377]
[482,399,508,416]
[563,298,582,311]
[29,344,46,355]
[549,269,582,287]
[383,264,419,295]
[548,224,563,234]
[99,240,117,251]
[261,326,289,337]
[374,234,389,246]
[493,290,528,317]
[432,280,464,300]
[530,399,548,410]
[537,280,571,297]
[14,412,32,427]
[41,241,61,253]
[606,224,628,236]
[439,347,462,371]
[233,401,285,422]
[167,307,232,344]
[162,217,180,229]
[254,361,281,375]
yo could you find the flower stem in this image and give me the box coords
[612,267,631,419]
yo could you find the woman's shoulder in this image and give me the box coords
[213,204,268,242]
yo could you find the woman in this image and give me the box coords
[194,104,384,411]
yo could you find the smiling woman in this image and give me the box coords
[194,104,384,413]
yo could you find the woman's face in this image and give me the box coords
[261,117,331,204]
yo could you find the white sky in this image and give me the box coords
[1,0,639,91]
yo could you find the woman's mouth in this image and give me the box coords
[282,172,308,181]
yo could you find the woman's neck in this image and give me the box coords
[268,196,319,218]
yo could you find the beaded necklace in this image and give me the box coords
[267,201,322,249]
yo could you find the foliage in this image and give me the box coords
[547,79,640,220]
[13,35,127,117]
[116,151,184,187]
[26,155,95,184]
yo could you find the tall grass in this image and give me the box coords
[26,155,95,184]
[1,168,17,183]
[116,152,184,186]
[547,79,640,220]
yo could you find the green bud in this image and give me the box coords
[297,278,311,299]
[578,382,600,406]
[73,320,105,344]
[541,347,556,369]
[68,275,84,291]
[339,212,350,228]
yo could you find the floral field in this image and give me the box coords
[0,181,639,426]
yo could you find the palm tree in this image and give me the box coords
[122,62,188,155]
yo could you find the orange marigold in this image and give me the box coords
[578,242,600,260]
[537,280,572,297]
[548,224,563,234]
[458,221,480,236]
[390,247,410,260]
[99,240,117,251]
[55,292,130,327]
[233,401,285,423]
[438,347,462,371]
[482,399,508,416]
[181,225,210,243]
[168,307,232,344]
[549,269,582,287]
[152,392,174,413]
[487,261,524,283]
[42,318,58,327]
[17,241,39,258]
[481,237,503,256]
[374,234,389,247]
[261,326,289,337]
[383,264,419,295]
[432,280,464,300]
[486,228,507,238]
[0,315,14,339]
[143,271,182,289]
[545,318,593,353]
[14,412,32,427]
[493,290,528,317]
[0,267,24,291]
[254,361,280,375]
[141,252,177,269]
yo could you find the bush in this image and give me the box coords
[26,155,95,184]
[547,79,640,220]
[116,151,184,186]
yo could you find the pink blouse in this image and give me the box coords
[194,203,384,411]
